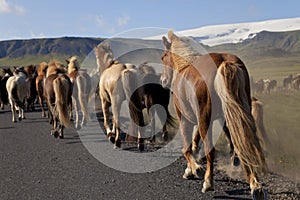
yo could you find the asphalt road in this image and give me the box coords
[0,105,299,200]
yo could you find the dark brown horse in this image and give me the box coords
[94,43,175,150]
[24,64,37,111]
[0,68,13,110]
[161,30,267,199]
[44,61,73,138]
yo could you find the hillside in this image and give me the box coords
[0,37,103,66]
[1,29,300,70]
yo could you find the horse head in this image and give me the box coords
[94,43,114,74]
[65,56,79,74]
[160,36,174,89]
[13,66,28,78]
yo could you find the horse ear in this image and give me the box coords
[65,59,70,64]
[162,36,171,50]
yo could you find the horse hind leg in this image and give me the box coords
[101,100,114,142]
[180,119,205,180]
[59,124,64,139]
[223,123,240,166]
[244,166,267,200]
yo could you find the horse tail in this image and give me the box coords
[122,69,141,110]
[122,69,142,126]
[77,75,91,121]
[11,81,23,107]
[214,61,267,174]
[53,76,72,128]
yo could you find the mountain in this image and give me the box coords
[178,17,300,46]
[0,37,103,66]
[1,17,300,69]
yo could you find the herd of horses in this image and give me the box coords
[252,73,300,94]
[0,30,271,199]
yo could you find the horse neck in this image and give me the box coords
[97,52,114,74]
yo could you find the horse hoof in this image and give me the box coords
[137,143,145,152]
[183,167,194,180]
[53,131,59,138]
[202,180,214,193]
[108,136,115,144]
[232,156,240,167]
[59,134,64,139]
[194,167,205,180]
[115,140,121,148]
[251,188,267,200]
[18,117,22,121]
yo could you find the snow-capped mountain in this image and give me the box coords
[153,17,300,46]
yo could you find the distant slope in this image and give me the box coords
[1,29,300,70]
[0,37,103,66]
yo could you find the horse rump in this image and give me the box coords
[53,76,72,128]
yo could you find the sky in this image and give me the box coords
[1,0,300,41]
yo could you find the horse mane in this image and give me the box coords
[37,62,48,76]
[168,30,200,72]
[46,60,66,77]
[138,62,156,74]
[94,43,115,74]
[67,56,79,74]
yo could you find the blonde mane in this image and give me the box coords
[67,56,79,74]
[37,62,48,76]
[46,60,66,77]
[168,30,200,72]
[94,43,115,74]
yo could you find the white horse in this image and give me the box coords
[66,56,92,129]
[6,67,29,122]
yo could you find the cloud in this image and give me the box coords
[0,0,25,15]
[95,15,116,34]
[117,15,130,26]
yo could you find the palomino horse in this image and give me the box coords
[161,31,267,199]
[94,43,174,150]
[94,43,145,150]
[0,68,13,110]
[44,61,73,138]
[6,67,29,122]
[66,56,92,129]
[36,62,48,117]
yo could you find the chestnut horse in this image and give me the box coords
[44,61,73,138]
[35,62,48,117]
[66,56,92,129]
[161,30,267,199]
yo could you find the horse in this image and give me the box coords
[160,30,267,199]
[44,61,73,138]
[283,74,293,90]
[94,43,174,150]
[0,68,13,110]
[24,64,37,111]
[253,79,264,94]
[35,62,48,117]
[6,67,29,122]
[251,97,270,153]
[136,62,175,141]
[66,56,92,129]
